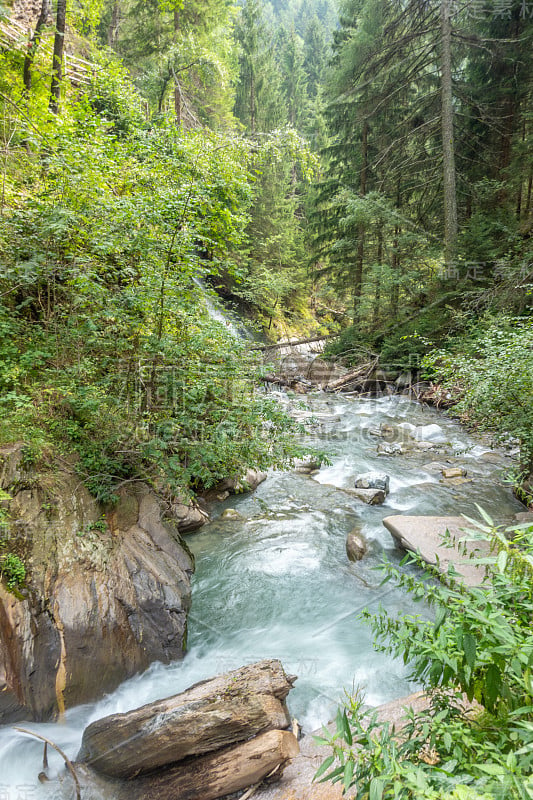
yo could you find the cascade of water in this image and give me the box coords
[192,276,252,338]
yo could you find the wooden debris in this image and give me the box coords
[78,658,295,779]
[116,730,299,800]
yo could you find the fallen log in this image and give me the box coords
[326,359,379,392]
[116,729,299,800]
[78,659,294,780]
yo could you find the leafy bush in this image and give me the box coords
[0,88,307,503]
[315,512,533,799]
[0,553,26,590]
[424,316,533,475]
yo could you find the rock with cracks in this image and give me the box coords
[0,445,193,722]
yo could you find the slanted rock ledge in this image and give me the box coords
[0,444,194,723]
[382,514,492,586]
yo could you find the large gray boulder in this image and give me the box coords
[0,445,194,722]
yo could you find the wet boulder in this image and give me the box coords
[351,488,386,505]
[215,469,268,495]
[346,530,368,561]
[354,472,390,495]
[293,456,321,474]
[441,467,467,479]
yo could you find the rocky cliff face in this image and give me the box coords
[0,445,194,723]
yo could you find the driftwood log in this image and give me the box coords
[77,659,295,779]
[116,729,299,800]
[326,359,379,392]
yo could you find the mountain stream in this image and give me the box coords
[0,391,525,796]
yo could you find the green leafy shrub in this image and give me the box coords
[0,553,26,590]
[0,92,307,503]
[424,316,533,475]
[315,512,533,799]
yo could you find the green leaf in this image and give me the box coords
[474,504,495,527]
[314,755,335,781]
[434,605,447,631]
[477,763,506,776]
[369,778,384,800]
[497,549,508,573]
[484,663,501,709]
[343,758,354,793]
[462,633,476,668]
[342,710,353,745]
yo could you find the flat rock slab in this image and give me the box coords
[382,515,492,586]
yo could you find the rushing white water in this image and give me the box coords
[192,276,251,338]
[0,392,524,796]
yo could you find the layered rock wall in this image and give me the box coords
[0,445,194,722]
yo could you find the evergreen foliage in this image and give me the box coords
[312,0,533,354]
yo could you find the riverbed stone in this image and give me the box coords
[423,461,455,472]
[171,496,209,532]
[514,512,533,524]
[413,441,439,451]
[293,457,321,474]
[382,515,492,586]
[480,451,505,464]
[377,442,404,456]
[442,467,467,479]
[215,469,268,495]
[354,472,390,495]
[346,530,368,561]
[440,476,472,486]
[351,487,386,505]
[221,508,244,520]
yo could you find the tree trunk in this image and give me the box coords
[107,0,120,48]
[354,119,368,321]
[526,171,533,216]
[440,0,458,268]
[77,659,294,779]
[373,224,383,325]
[391,227,400,319]
[49,0,67,113]
[173,9,182,124]
[115,730,299,800]
[23,0,50,91]
[250,68,256,132]
[174,82,182,124]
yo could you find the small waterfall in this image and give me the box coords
[192,276,251,338]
